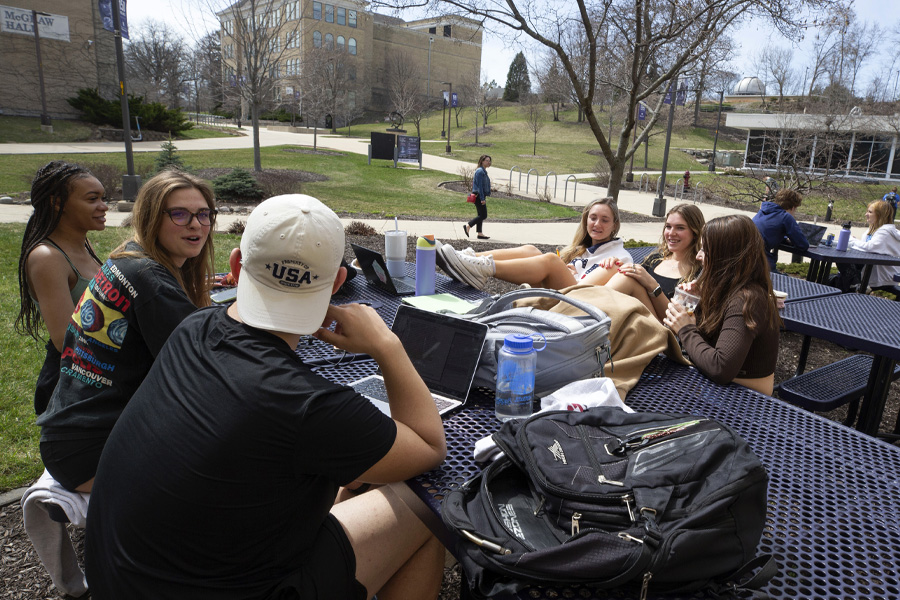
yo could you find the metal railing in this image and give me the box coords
[186,113,227,126]
[564,175,578,203]
[509,166,521,191]
[525,168,538,194]
[674,179,685,200]
[544,172,557,199]
[693,183,704,204]
[639,173,650,192]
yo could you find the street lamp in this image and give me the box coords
[31,10,52,133]
[441,80,452,153]
[440,89,447,139]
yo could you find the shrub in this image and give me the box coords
[80,162,122,198]
[155,137,187,172]
[260,108,295,122]
[254,170,304,198]
[67,88,193,134]
[212,168,265,203]
[345,221,376,236]
[458,166,474,190]
[226,220,246,235]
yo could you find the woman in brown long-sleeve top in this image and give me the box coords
[663,215,781,396]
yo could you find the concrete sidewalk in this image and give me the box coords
[0,125,861,245]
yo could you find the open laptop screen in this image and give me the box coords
[391,305,487,401]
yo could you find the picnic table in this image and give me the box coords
[780,242,900,290]
[780,293,900,437]
[309,268,900,600]
[770,271,840,303]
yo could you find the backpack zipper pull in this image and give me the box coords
[640,572,653,600]
[623,494,635,522]
[598,474,624,486]
[571,512,581,536]
[533,495,546,516]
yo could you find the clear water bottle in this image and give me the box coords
[495,334,536,422]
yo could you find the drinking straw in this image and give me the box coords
[394,217,399,231]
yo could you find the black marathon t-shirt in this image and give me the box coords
[85,307,397,599]
[38,242,197,439]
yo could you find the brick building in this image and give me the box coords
[0,0,117,119]
[218,0,482,120]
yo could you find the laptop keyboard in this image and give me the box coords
[393,278,415,294]
[354,377,457,413]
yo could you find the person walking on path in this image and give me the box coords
[16,161,108,415]
[882,186,898,222]
[464,155,491,239]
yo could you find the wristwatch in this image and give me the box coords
[650,285,663,298]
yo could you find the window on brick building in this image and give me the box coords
[443,24,451,37]
[337,7,345,26]
[325,33,333,49]
[337,35,345,51]
[428,26,436,34]
[325,4,334,23]
[348,10,356,27]
[348,37,356,55]
[313,2,321,20]
[313,30,322,47]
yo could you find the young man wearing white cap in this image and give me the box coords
[84,195,447,600]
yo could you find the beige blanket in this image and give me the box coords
[516,284,688,398]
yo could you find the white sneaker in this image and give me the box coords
[442,249,495,290]
[435,242,457,279]
[461,247,476,256]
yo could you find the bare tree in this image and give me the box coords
[757,45,794,108]
[125,20,189,108]
[536,52,569,121]
[386,51,431,137]
[372,0,842,200]
[470,78,500,144]
[520,92,546,156]
[211,0,301,171]
[686,36,735,125]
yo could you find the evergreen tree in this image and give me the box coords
[503,52,531,102]
[155,137,187,172]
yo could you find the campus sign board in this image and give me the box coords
[98,0,129,39]
[1,5,70,41]
[397,135,420,162]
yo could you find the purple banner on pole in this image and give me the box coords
[99,0,129,39]
[638,104,647,121]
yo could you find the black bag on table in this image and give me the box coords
[441,407,775,599]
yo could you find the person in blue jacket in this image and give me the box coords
[464,154,491,239]
[752,188,808,271]
[882,186,898,222]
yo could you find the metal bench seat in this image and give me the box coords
[778,354,900,426]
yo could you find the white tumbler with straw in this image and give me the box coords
[385,218,407,278]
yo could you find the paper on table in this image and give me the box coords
[401,293,480,314]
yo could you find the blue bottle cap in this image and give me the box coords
[503,334,534,352]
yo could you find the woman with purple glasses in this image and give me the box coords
[37,169,217,492]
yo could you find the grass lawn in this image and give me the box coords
[0,116,95,144]
[0,224,241,491]
[0,146,580,220]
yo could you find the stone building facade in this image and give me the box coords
[0,0,118,119]
[218,0,482,119]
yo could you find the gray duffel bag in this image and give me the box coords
[460,288,612,396]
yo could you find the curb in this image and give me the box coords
[0,486,28,507]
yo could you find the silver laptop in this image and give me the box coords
[351,243,416,296]
[350,304,488,416]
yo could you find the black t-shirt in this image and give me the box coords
[38,242,197,439]
[85,306,397,600]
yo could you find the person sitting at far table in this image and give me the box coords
[664,215,781,396]
[849,200,900,293]
[752,188,808,272]
[85,195,447,600]
[882,186,898,222]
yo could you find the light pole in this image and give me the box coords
[111,0,141,201]
[31,11,52,133]
[440,89,447,138]
[708,90,724,172]
[653,75,678,217]
[441,81,452,153]
[426,36,433,98]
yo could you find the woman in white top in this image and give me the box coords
[849,200,900,290]
[436,197,632,290]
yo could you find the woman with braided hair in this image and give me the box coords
[16,161,108,415]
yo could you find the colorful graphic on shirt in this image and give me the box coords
[72,289,127,350]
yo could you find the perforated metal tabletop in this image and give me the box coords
[781,242,900,288]
[770,272,840,303]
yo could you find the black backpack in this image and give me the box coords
[442,407,775,599]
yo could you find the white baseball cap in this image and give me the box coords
[237,195,344,335]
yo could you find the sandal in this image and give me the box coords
[477,234,490,239]
[463,225,470,238]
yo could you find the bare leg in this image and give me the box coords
[604,272,657,317]
[493,252,578,289]
[331,483,443,600]
[476,244,542,261]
